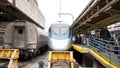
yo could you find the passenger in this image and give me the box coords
[99,27,111,52]
[74,35,78,44]
[83,36,86,45]
[111,33,118,54]
[78,35,82,44]
[97,31,102,52]
[116,32,120,63]
[114,38,118,54]
[72,36,75,43]
[80,35,85,45]
[111,33,116,45]
[85,31,91,46]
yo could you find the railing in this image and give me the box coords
[84,35,120,66]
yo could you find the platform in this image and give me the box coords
[72,44,120,68]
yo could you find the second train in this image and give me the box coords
[48,22,72,51]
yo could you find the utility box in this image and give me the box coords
[48,51,74,68]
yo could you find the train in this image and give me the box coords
[4,20,48,59]
[0,29,4,48]
[48,22,72,51]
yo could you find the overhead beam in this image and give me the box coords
[72,14,120,35]
[71,0,99,28]
[74,0,118,31]
[107,9,120,15]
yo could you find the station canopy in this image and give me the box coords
[71,0,120,35]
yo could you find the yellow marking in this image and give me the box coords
[0,49,19,68]
[0,46,3,49]
[48,51,52,68]
[48,51,74,68]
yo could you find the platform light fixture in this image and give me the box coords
[0,12,3,14]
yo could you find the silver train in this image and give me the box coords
[48,22,72,51]
[0,29,4,47]
[4,20,48,59]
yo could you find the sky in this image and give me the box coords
[37,0,91,31]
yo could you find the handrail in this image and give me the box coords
[72,44,119,68]
[86,35,120,66]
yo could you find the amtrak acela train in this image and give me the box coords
[48,22,72,51]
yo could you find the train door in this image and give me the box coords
[13,26,26,48]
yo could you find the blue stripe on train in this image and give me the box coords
[49,33,71,40]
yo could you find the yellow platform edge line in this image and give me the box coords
[72,44,120,68]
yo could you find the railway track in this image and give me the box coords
[0,59,9,68]
[0,51,48,68]
[0,51,80,68]
[19,51,48,68]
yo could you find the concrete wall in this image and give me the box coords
[8,0,45,28]
[0,22,10,28]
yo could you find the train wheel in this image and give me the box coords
[24,52,29,60]
[24,56,28,60]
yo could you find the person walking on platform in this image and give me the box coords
[116,32,120,63]
[99,27,111,52]
[85,31,91,46]
[78,35,82,44]
[74,35,78,44]
[72,36,75,43]
[111,33,118,54]
[97,31,102,52]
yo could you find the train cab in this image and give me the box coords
[48,23,72,51]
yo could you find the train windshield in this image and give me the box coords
[50,24,71,40]
[52,27,69,34]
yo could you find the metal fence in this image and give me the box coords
[84,35,120,66]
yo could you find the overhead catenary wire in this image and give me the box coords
[59,0,61,18]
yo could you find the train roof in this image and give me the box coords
[0,28,5,33]
[36,27,48,36]
[51,21,70,26]
[50,24,70,29]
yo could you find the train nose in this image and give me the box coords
[48,38,71,51]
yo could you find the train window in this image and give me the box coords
[18,29,23,34]
[61,27,68,34]
[52,28,59,34]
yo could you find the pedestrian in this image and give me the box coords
[78,35,82,44]
[74,35,78,44]
[85,31,91,46]
[111,33,118,54]
[96,31,102,52]
[72,36,75,43]
[114,38,118,54]
[99,27,111,52]
[39,61,44,68]
[116,32,120,63]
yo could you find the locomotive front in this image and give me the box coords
[48,23,71,51]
